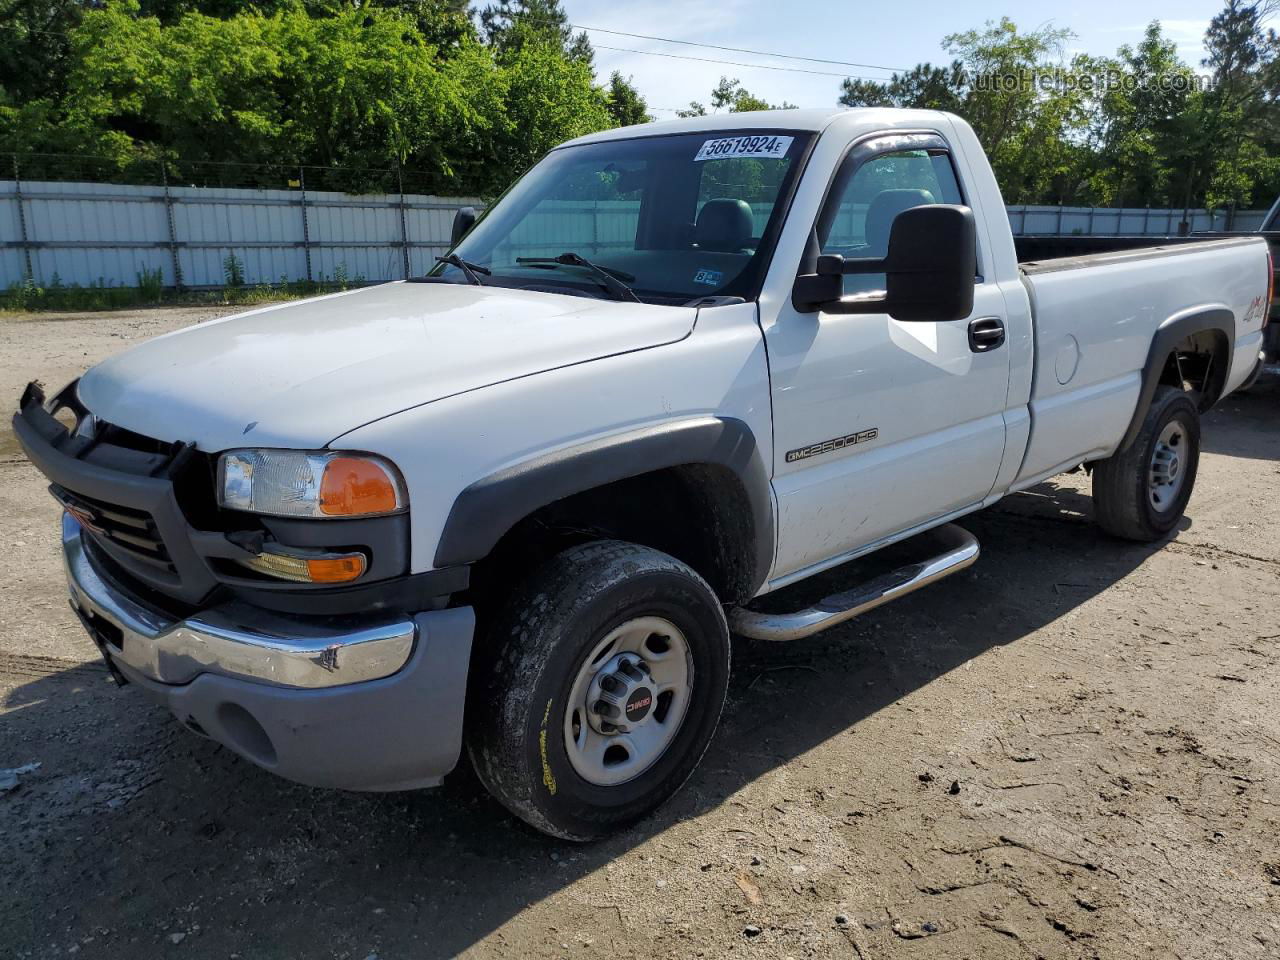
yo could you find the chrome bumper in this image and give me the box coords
[63,513,416,689]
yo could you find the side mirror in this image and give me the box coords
[880,205,977,321]
[451,206,477,245]
[792,205,977,322]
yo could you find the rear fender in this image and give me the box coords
[1117,307,1233,453]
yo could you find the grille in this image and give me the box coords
[21,380,221,605]
[59,489,176,574]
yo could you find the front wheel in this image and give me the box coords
[467,540,731,840]
[1092,385,1201,541]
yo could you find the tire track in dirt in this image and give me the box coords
[0,651,103,682]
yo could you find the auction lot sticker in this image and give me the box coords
[694,135,794,162]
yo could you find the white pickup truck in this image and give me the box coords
[16,108,1270,840]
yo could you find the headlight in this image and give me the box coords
[218,450,407,519]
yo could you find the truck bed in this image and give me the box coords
[1018,232,1280,355]
[1015,234,1271,273]
[1011,232,1267,492]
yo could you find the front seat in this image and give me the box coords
[695,198,754,253]
[863,188,935,258]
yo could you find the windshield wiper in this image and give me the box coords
[436,254,491,286]
[515,252,641,303]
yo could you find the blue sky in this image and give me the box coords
[563,0,1272,115]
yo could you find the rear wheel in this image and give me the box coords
[467,540,730,840]
[1092,385,1200,541]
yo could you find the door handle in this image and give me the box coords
[968,317,1005,353]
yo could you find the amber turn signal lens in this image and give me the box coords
[305,553,367,583]
[319,457,402,517]
[237,549,367,584]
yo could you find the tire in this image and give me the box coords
[467,540,731,841]
[1092,385,1200,542]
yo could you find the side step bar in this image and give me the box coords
[730,524,980,642]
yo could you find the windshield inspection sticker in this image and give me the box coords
[694,135,794,162]
[693,268,723,286]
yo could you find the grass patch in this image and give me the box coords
[1,272,368,314]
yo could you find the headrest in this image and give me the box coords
[695,198,754,253]
[865,189,936,256]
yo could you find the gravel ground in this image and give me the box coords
[1,306,1278,960]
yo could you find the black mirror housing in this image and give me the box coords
[792,270,842,310]
[791,204,977,322]
[815,254,845,276]
[451,206,478,245]
[882,205,977,322]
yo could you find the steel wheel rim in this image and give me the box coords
[1149,420,1188,511]
[563,616,694,787]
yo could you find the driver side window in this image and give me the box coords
[822,149,964,295]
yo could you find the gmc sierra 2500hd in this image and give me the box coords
[16,108,1271,840]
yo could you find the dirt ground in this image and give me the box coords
[1,306,1279,960]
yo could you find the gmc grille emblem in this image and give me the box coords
[63,501,105,535]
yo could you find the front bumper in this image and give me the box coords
[65,513,416,688]
[65,514,476,790]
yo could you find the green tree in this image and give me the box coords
[836,19,1089,203]
[941,19,1075,167]
[1077,24,1198,207]
[11,2,495,188]
[1192,0,1280,210]
[605,72,650,127]
[492,40,610,178]
[479,0,592,66]
[839,62,966,111]
[0,0,84,104]
[136,0,474,47]
[679,76,796,116]
[0,0,626,195]
[375,0,476,53]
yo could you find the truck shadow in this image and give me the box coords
[1,478,1173,959]
[1201,371,1280,461]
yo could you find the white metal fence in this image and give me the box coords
[1,178,1271,291]
[1,179,484,290]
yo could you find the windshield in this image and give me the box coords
[429,130,813,304]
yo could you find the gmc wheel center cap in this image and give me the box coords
[624,687,653,722]
[587,653,656,734]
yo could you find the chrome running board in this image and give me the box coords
[729,524,980,642]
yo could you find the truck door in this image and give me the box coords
[765,133,1011,582]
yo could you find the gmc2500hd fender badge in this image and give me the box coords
[786,428,880,463]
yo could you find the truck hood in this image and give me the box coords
[77,282,695,451]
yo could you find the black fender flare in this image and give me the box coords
[433,416,775,594]
[1117,307,1233,453]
